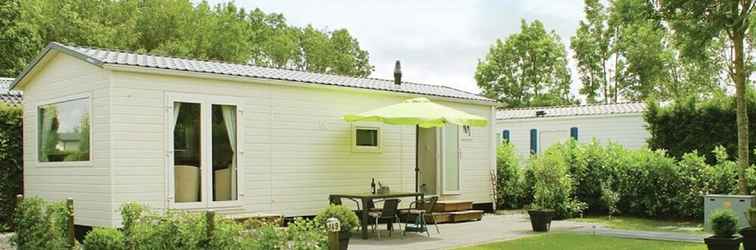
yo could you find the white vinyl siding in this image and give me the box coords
[20,53,113,227]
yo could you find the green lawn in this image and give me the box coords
[570,215,705,234]
[456,233,705,250]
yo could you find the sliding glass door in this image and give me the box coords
[168,94,243,209]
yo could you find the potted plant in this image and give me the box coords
[706,209,742,250]
[315,204,359,250]
[740,207,756,250]
[526,149,583,232]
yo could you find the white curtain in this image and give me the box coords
[221,106,237,199]
[39,108,56,161]
[172,102,182,132]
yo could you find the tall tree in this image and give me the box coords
[475,19,574,108]
[659,0,755,194]
[571,0,612,104]
[0,0,374,78]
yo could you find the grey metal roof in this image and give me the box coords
[497,102,646,120]
[14,42,494,103]
[0,78,22,106]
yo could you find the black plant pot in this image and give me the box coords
[741,227,756,250]
[339,230,351,250]
[705,235,742,250]
[527,209,555,232]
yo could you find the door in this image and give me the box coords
[167,93,244,209]
[442,125,461,194]
[417,128,439,195]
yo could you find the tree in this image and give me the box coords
[0,0,374,78]
[659,0,755,194]
[476,19,574,108]
[572,0,724,103]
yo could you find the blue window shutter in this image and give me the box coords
[529,129,538,154]
[502,129,510,143]
[570,127,579,141]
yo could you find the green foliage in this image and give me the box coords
[529,143,586,218]
[710,209,738,237]
[251,224,287,250]
[1,0,374,78]
[11,197,71,249]
[571,0,722,104]
[314,204,359,233]
[475,19,574,108]
[0,103,22,231]
[645,95,756,165]
[83,228,126,250]
[287,217,327,250]
[496,143,527,209]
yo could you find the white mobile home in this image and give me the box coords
[12,43,497,227]
[496,103,649,159]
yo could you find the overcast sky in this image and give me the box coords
[211,0,586,94]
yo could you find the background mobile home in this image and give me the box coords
[496,102,649,159]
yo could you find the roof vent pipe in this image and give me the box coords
[536,110,546,117]
[394,60,402,85]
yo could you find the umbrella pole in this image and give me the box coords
[415,125,419,194]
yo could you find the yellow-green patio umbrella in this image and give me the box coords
[343,97,488,128]
[342,97,489,193]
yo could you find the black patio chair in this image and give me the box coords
[368,198,402,240]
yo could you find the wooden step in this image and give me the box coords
[449,210,483,223]
[432,200,473,212]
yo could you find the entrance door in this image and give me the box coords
[442,125,461,194]
[167,93,243,209]
[417,128,438,195]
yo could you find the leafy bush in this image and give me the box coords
[645,94,756,165]
[496,143,526,209]
[83,228,126,250]
[0,104,22,231]
[710,209,738,237]
[529,143,586,218]
[314,204,359,233]
[11,197,71,249]
[287,217,327,250]
[252,224,287,249]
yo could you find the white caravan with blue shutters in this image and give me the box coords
[496,103,649,159]
[11,43,497,228]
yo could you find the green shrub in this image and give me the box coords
[128,210,207,250]
[644,94,756,165]
[252,224,287,250]
[287,217,327,250]
[0,104,22,231]
[710,209,738,237]
[529,143,586,218]
[496,143,526,209]
[569,140,623,214]
[314,204,359,233]
[209,218,250,250]
[83,228,126,250]
[11,197,70,249]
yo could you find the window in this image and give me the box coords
[352,126,382,152]
[38,97,90,162]
[529,129,538,155]
[501,129,510,143]
[570,127,579,141]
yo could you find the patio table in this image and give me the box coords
[329,192,424,239]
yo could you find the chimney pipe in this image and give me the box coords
[393,60,402,85]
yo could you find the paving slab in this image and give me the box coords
[349,213,586,250]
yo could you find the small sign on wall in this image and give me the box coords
[461,125,473,141]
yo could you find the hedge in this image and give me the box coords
[496,140,749,219]
[0,103,22,231]
[645,93,756,164]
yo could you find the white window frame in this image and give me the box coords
[441,125,462,195]
[166,93,245,210]
[351,124,383,153]
[35,92,94,167]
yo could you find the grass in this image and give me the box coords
[456,233,705,250]
[570,215,705,235]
